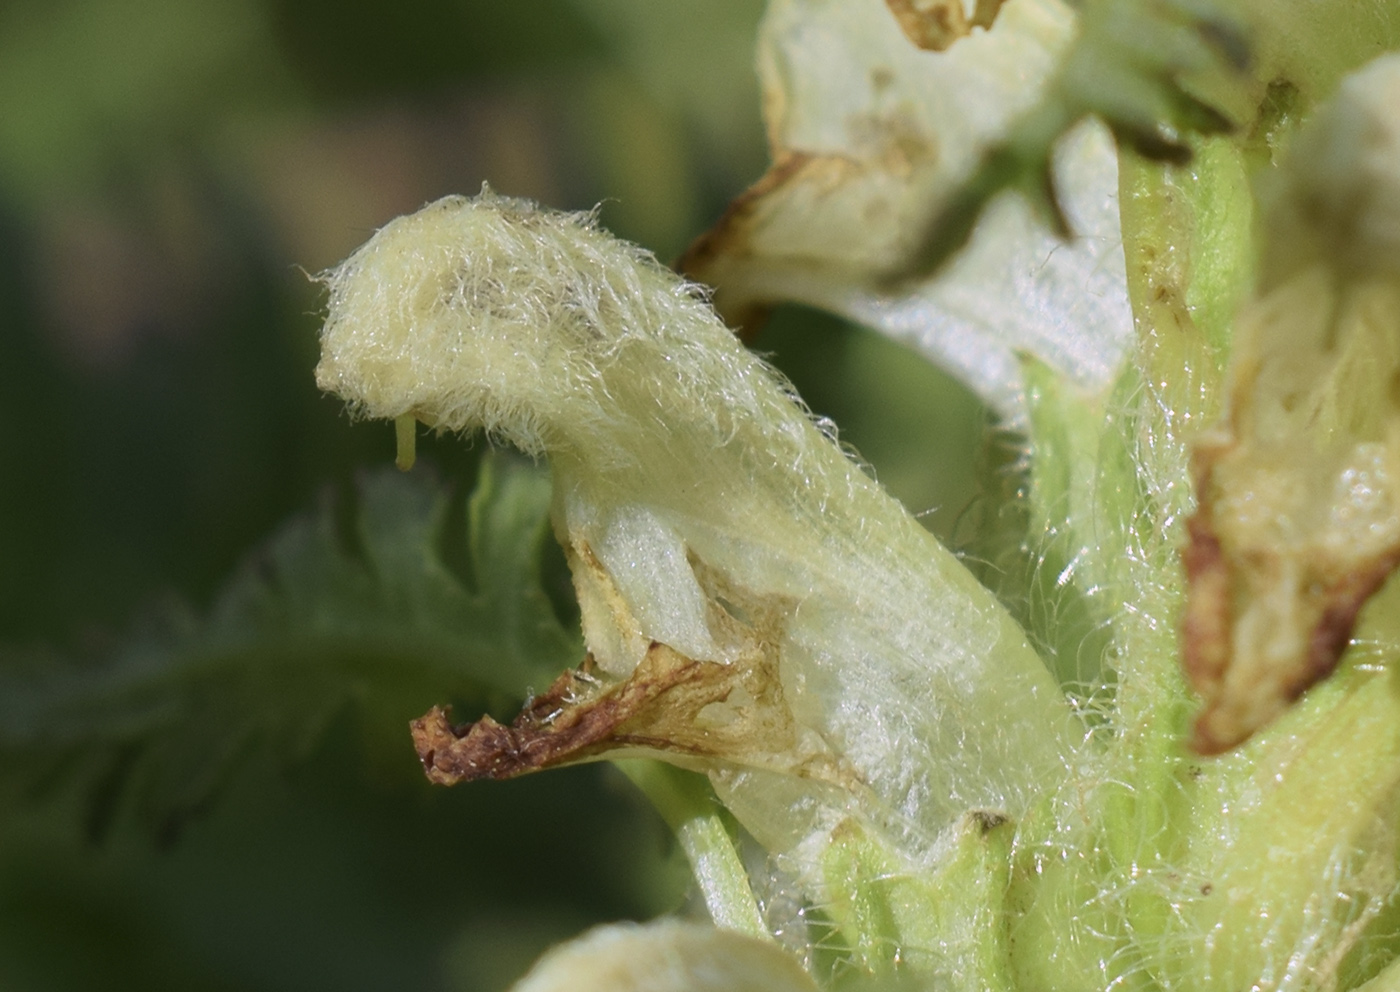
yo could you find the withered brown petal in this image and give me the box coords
[411,641,848,785]
[883,0,1007,52]
[1184,429,1400,755]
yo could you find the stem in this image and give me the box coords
[394,414,416,472]
[614,759,769,940]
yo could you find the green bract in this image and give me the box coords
[314,1,1400,989]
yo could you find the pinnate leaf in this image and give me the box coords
[0,453,580,840]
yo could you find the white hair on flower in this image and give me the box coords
[315,188,1076,878]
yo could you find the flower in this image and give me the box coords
[317,2,1400,988]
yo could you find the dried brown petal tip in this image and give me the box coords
[411,641,853,787]
[1184,422,1400,755]
[883,0,1006,52]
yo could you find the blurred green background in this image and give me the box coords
[0,1,988,988]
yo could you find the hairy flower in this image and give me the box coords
[317,189,1077,874]
[316,2,1400,989]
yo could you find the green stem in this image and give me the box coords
[394,414,416,471]
[614,759,769,940]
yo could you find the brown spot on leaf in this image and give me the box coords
[970,810,1008,833]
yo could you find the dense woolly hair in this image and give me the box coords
[316,188,787,466]
[315,187,1077,878]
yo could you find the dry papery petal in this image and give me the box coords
[508,921,821,992]
[317,190,1078,878]
[680,0,1133,426]
[1184,53,1400,754]
[884,0,1007,52]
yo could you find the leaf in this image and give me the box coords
[0,452,581,841]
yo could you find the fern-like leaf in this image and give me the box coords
[0,452,580,842]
